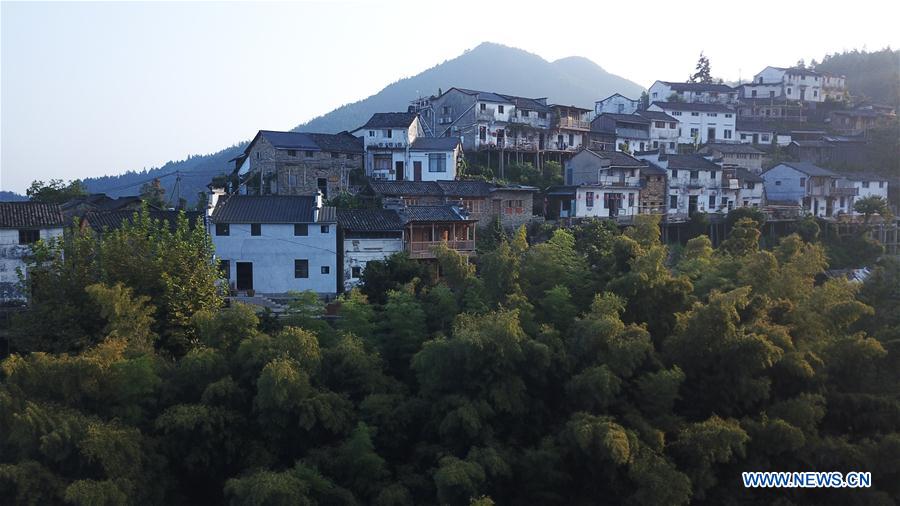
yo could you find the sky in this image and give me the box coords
[2,0,898,194]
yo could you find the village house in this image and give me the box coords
[352,112,423,181]
[59,194,145,221]
[736,97,805,123]
[698,143,766,173]
[362,180,538,229]
[761,162,858,218]
[721,167,766,209]
[400,205,477,260]
[828,105,896,134]
[549,150,647,221]
[648,81,738,105]
[547,105,592,152]
[336,208,405,290]
[230,130,363,199]
[635,153,726,220]
[591,113,651,153]
[80,209,204,236]
[208,194,339,295]
[734,120,793,146]
[636,109,679,153]
[648,102,736,145]
[595,93,639,115]
[0,202,65,302]
[751,66,843,103]
[426,88,521,151]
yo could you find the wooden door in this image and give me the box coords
[414,161,422,181]
[395,161,404,181]
[236,262,253,291]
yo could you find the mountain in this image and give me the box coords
[0,191,28,202]
[82,42,643,202]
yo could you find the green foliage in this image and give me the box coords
[689,51,713,84]
[3,211,898,504]
[26,179,87,204]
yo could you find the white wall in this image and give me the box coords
[574,187,640,218]
[408,150,458,181]
[596,95,639,115]
[342,237,403,290]
[0,227,63,301]
[651,105,736,144]
[211,222,337,294]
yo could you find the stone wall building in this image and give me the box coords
[230,130,363,199]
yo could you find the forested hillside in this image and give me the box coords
[2,211,898,505]
[814,48,900,108]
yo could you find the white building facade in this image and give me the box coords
[648,102,737,145]
[0,202,65,302]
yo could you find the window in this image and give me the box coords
[305,150,314,158]
[813,90,818,98]
[747,182,756,190]
[724,129,732,139]
[800,177,806,187]
[655,121,665,128]
[669,142,675,150]
[708,113,718,117]
[568,133,574,145]
[669,122,677,129]
[331,152,338,158]
[479,126,487,141]
[628,193,635,207]
[690,170,699,179]
[690,128,699,138]
[691,112,700,117]
[787,88,792,95]
[294,224,308,236]
[879,181,885,188]
[751,90,757,98]
[862,181,870,188]
[538,112,546,119]
[480,103,486,111]
[219,260,230,280]
[215,223,230,236]
[294,259,309,278]
[741,134,747,140]
[672,169,679,178]
[586,191,595,207]
[617,103,625,113]
[368,130,375,137]
[288,150,296,156]
[498,105,505,113]
[725,113,732,118]
[652,92,658,98]
[520,110,529,117]
[462,199,485,213]
[669,195,678,209]
[320,225,329,234]
[840,197,845,207]
[351,266,362,278]
[709,195,716,208]
[251,224,261,236]
[653,141,659,148]
[18,229,40,244]
[321,266,330,274]
[672,111,682,116]
[256,152,260,159]
[505,199,523,214]
[769,91,775,98]
[428,153,446,172]
[761,135,770,142]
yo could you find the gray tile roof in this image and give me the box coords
[636,110,677,122]
[666,154,723,171]
[0,202,65,228]
[84,209,203,232]
[210,195,318,224]
[600,113,650,125]
[454,88,513,104]
[256,130,363,154]
[734,167,764,183]
[337,208,404,232]
[359,112,418,129]
[702,143,765,155]
[651,101,734,113]
[587,149,647,167]
[400,205,471,222]
[410,137,461,151]
[641,163,668,176]
[436,180,493,197]
[368,181,444,197]
[660,81,735,93]
[317,206,336,223]
[777,162,839,177]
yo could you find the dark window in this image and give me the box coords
[294,224,308,236]
[294,259,309,278]
[288,150,296,156]
[386,129,393,138]
[672,169,678,178]
[775,181,782,186]
[219,259,230,280]
[321,266,330,274]
[669,195,678,209]
[479,126,486,141]
[586,191,594,207]
[538,112,546,119]
[800,177,806,187]
[368,130,375,137]
[18,229,40,244]
[351,266,362,278]
[480,103,486,111]
[709,195,716,208]
[498,105,504,113]
[690,170,699,179]
[331,152,338,158]
[305,150,314,158]
[251,224,261,236]
[320,225,329,234]
[862,181,870,188]
[215,223,230,236]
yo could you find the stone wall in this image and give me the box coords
[248,137,362,198]
[640,175,668,215]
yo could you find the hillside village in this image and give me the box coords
[2,62,897,303]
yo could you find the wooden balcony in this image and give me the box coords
[557,117,590,130]
[407,240,475,259]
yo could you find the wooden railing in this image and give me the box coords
[557,117,590,130]
[407,240,476,258]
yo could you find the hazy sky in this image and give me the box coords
[2,1,897,193]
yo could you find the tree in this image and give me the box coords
[690,52,713,84]
[853,195,892,223]
[639,91,650,111]
[140,178,167,208]
[26,179,87,203]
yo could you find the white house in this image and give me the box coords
[721,167,766,209]
[353,112,424,181]
[636,153,724,220]
[636,109,679,153]
[841,174,890,217]
[735,120,792,146]
[648,81,738,104]
[0,202,65,302]
[752,66,829,103]
[408,137,462,181]
[336,208,404,290]
[209,194,338,295]
[595,93,639,115]
[648,102,736,145]
[559,149,646,221]
[761,162,857,218]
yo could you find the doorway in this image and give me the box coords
[707,128,716,142]
[236,262,253,291]
[317,178,328,199]
[395,161,405,181]
[688,195,698,215]
[414,161,422,181]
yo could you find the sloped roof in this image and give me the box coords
[255,130,363,154]
[666,154,723,171]
[844,172,888,182]
[659,81,735,93]
[600,113,650,125]
[453,88,514,104]
[368,180,443,197]
[401,205,471,222]
[337,208,405,232]
[358,112,418,129]
[636,110,676,122]
[641,162,668,176]
[0,202,65,228]
[734,167,764,183]
[776,162,839,177]
[587,149,647,167]
[597,93,638,103]
[317,206,336,223]
[651,101,733,113]
[84,209,202,232]
[436,180,493,197]
[410,137,461,151]
[210,195,317,223]
[702,143,765,154]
